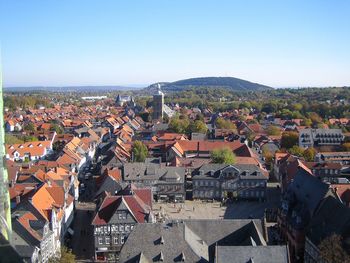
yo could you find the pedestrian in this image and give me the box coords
[193,206,195,212]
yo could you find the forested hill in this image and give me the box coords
[145,77,272,93]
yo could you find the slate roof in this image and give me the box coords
[119,222,202,263]
[123,163,185,183]
[216,245,290,263]
[119,219,268,263]
[193,164,267,180]
[306,196,350,250]
[184,219,266,247]
[287,168,333,216]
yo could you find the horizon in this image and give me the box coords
[1,0,350,87]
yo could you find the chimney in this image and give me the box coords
[197,141,200,156]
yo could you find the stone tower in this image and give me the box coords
[152,84,164,120]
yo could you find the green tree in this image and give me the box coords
[303,147,317,162]
[20,135,39,142]
[188,120,208,134]
[262,146,273,166]
[132,140,148,162]
[23,122,36,132]
[50,124,64,134]
[342,142,350,151]
[308,112,323,125]
[267,125,281,136]
[288,145,304,157]
[318,234,350,263]
[281,131,299,149]
[5,134,24,144]
[302,118,313,127]
[48,246,76,263]
[211,148,236,164]
[168,116,190,134]
[215,118,237,130]
[139,112,151,122]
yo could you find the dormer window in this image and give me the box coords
[29,144,33,148]
[19,145,24,149]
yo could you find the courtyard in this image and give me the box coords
[153,184,281,221]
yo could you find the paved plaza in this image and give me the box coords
[153,184,281,221]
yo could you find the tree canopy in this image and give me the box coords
[267,125,281,136]
[188,120,208,134]
[211,148,236,164]
[281,131,299,149]
[132,140,148,162]
[318,234,350,263]
[215,118,237,130]
[48,246,75,263]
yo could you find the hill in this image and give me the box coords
[145,77,272,93]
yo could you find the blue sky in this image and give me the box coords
[1,0,349,87]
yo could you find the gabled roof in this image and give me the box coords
[92,188,152,225]
[216,245,290,263]
[119,219,268,263]
[306,196,350,250]
[288,168,333,216]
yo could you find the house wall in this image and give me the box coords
[193,178,267,200]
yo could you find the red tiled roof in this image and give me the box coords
[92,188,152,225]
[17,212,42,241]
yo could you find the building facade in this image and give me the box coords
[123,159,186,202]
[92,187,153,262]
[192,164,268,201]
[299,129,344,148]
[277,168,334,262]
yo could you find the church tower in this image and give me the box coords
[152,84,164,120]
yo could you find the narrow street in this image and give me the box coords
[72,202,96,261]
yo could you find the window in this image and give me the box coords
[121,235,125,244]
[125,225,130,232]
[105,237,110,244]
[120,225,124,232]
[98,237,103,245]
[114,237,118,244]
